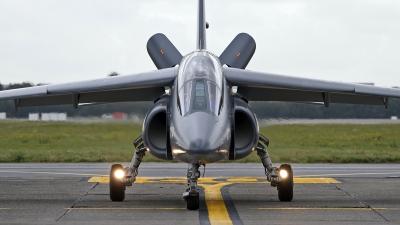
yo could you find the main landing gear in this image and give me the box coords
[257,134,293,201]
[109,135,146,202]
[109,164,126,201]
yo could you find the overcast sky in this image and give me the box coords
[1,0,399,87]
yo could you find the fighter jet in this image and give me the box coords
[1,0,399,210]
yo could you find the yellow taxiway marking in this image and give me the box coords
[0,208,9,210]
[88,177,109,183]
[258,207,390,211]
[65,207,185,210]
[88,177,340,184]
[300,171,400,177]
[199,182,233,225]
[198,177,217,183]
[295,177,340,183]
[158,179,185,183]
[0,170,105,177]
[88,177,153,183]
[226,177,258,182]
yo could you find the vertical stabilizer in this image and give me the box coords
[147,33,183,69]
[219,33,256,69]
[197,0,206,50]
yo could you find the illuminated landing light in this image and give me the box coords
[172,149,186,155]
[280,169,288,179]
[114,169,125,179]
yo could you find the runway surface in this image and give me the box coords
[0,163,399,224]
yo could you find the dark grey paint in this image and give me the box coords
[1,68,178,108]
[224,67,400,107]
[142,96,171,160]
[168,78,233,164]
[230,96,259,160]
[219,33,256,69]
[237,87,386,105]
[0,85,47,100]
[354,84,400,97]
[147,33,183,69]
[224,67,355,93]
[47,68,177,95]
[197,0,206,50]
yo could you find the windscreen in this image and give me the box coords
[193,82,206,110]
[178,51,222,116]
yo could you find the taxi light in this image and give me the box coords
[114,169,125,179]
[280,169,288,179]
[172,149,186,155]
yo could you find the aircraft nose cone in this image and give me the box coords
[177,112,223,152]
[188,132,212,151]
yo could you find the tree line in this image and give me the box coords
[0,82,399,119]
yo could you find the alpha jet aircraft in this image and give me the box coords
[1,0,400,210]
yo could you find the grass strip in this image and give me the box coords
[0,121,399,163]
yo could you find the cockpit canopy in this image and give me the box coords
[177,51,223,116]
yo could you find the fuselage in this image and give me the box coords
[170,51,231,164]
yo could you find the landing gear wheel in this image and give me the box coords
[109,164,126,201]
[278,164,293,201]
[186,194,199,210]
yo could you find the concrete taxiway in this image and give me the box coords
[0,163,399,224]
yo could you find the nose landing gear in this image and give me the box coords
[257,134,294,201]
[183,163,201,210]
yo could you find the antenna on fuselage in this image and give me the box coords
[197,0,207,50]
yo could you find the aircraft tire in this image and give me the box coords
[186,194,199,210]
[278,164,293,201]
[109,164,125,201]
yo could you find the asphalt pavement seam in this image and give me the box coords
[56,182,99,221]
[221,184,244,225]
[331,182,390,222]
[198,187,211,225]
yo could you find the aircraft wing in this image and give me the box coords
[0,68,178,109]
[224,67,400,108]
